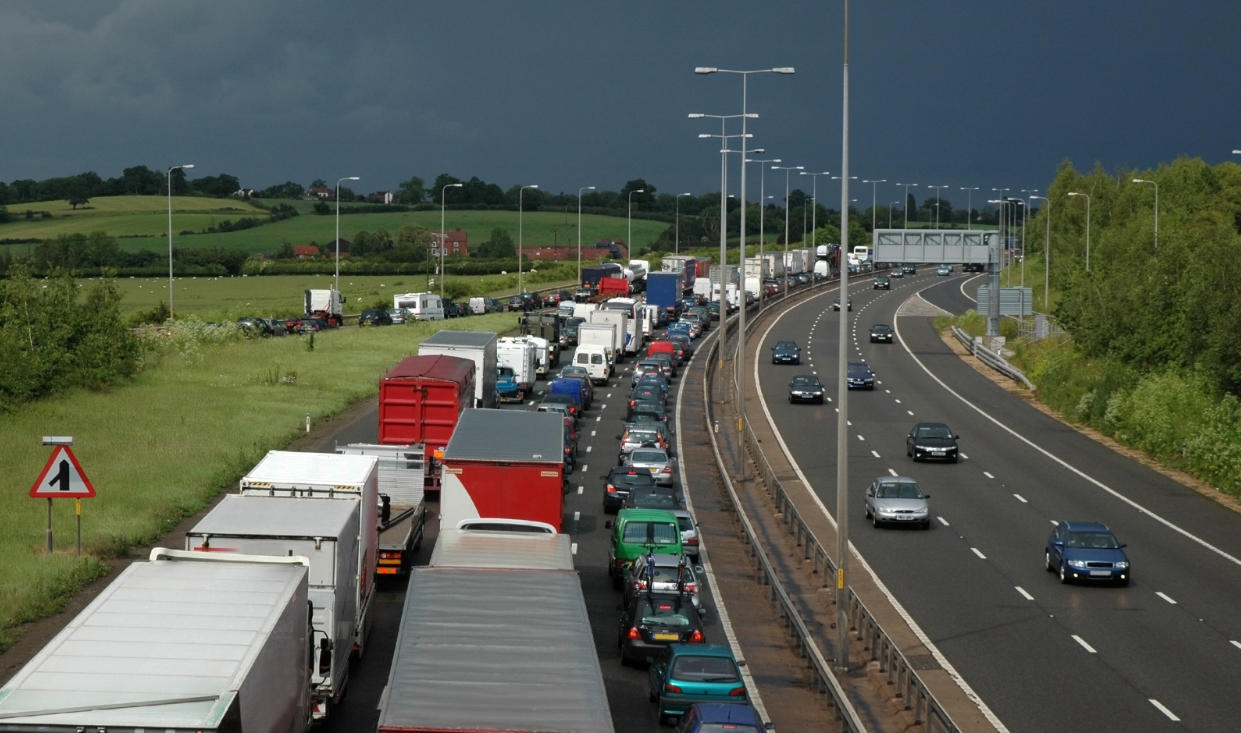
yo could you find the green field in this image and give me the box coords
[2,195,680,258]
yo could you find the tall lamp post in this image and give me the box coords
[802,170,831,297]
[167,163,194,318]
[1029,194,1050,308]
[745,155,780,303]
[627,188,645,260]
[439,182,463,298]
[960,186,979,229]
[888,201,899,228]
[896,182,918,228]
[862,178,886,232]
[695,64,795,477]
[334,175,359,293]
[577,185,596,284]
[928,184,948,228]
[518,184,539,294]
[674,192,692,255]
[1007,198,1025,287]
[1068,191,1091,271]
[772,165,804,284]
[1132,178,1158,258]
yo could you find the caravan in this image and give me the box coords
[393,292,445,321]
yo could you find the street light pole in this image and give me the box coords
[772,166,803,276]
[960,186,979,229]
[674,192,691,255]
[1132,178,1158,258]
[862,178,886,233]
[1029,194,1050,308]
[439,182,463,299]
[577,185,595,285]
[1068,191,1091,272]
[627,188,645,263]
[888,201,899,229]
[695,64,795,479]
[896,182,918,228]
[518,184,538,294]
[746,155,780,304]
[802,170,831,298]
[167,162,194,318]
[334,175,359,294]
[928,184,948,228]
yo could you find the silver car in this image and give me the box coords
[622,552,705,611]
[624,447,674,486]
[864,476,930,529]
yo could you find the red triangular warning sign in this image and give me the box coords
[30,446,96,498]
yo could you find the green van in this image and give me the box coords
[606,508,683,588]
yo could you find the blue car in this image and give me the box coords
[675,702,765,733]
[1045,520,1130,585]
[648,644,748,725]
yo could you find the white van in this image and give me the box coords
[573,344,612,385]
[393,292,444,321]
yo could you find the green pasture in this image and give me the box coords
[0,314,518,650]
[1,195,678,257]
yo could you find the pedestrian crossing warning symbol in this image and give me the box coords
[30,446,96,498]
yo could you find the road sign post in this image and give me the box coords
[31,439,96,555]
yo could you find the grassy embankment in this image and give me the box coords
[0,314,515,651]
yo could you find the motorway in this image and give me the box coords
[753,269,1241,731]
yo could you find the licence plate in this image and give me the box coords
[1089,570,1112,577]
[653,632,679,641]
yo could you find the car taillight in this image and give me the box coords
[686,537,699,546]
[565,446,572,455]
[606,484,617,494]
[627,627,642,640]
[729,686,747,697]
[684,581,697,592]
[690,630,704,643]
[664,683,683,694]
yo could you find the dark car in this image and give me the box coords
[539,392,581,422]
[630,384,667,408]
[1045,521,1130,585]
[297,316,329,334]
[869,323,894,343]
[623,552,704,614]
[788,374,825,404]
[846,361,875,390]
[604,466,658,513]
[627,401,670,425]
[962,262,986,273]
[902,264,917,274]
[617,591,705,667]
[770,340,801,365]
[906,421,960,462]
[675,703,766,733]
[832,296,852,312]
[705,301,721,320]
[873,275,891,290]
[236,316,272,336]
[507,292,540,312]
[888,268,904,279]
[358,308,393,326]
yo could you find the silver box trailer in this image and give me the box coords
[239,450,378,659]
[0,549,311,733]
[185,495,360,721]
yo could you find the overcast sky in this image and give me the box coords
[4,1,1239,210]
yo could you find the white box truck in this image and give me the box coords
[0,548,313,733]
[496,336,539,400]
[587,309,631,360]
[577,321,618,367]
[417,330,499,408]
[185,496,359,721]
[239,450,379,661]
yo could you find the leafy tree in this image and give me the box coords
[399,176,427,204]
[119,166,162,196]
[477,228,515,259]
[261,181,305,199]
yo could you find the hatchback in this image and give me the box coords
[623,552,704,613]
[832,296,853,311]
[649,645,748,725]
[625,447,675,486]
[937,264,953,276]
[618,426,671,459]
[770,340,801,365]
[358,308,393,326]
[603,466,657,514]
[873,275,891,290]
[618,591,705,667]
[788,374,825,404]
[906,421,959,462]
[675,703,765,733]
[846,361,875,390]
[1045,521,1130,585]
[869,323,894,343]
[387,307,407,324]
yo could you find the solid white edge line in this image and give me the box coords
[755,300,1008,733]
[1071,635,1097,654]
[1148,699,1180,722]
[676,325,771,724]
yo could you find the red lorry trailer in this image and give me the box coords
[439,408,567,532]
[378,354,475,459]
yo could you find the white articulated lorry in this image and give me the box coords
[185,495,361,721]
[496,336,539,400]
[0,548,313,733]
[239,450,379,662]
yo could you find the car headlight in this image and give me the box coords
[1068,559,1089,569]
[1115,561,1129,569]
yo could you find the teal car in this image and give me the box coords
[648,644,748,725]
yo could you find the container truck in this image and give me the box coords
[439,408,568,532]
[496,336,538,401]
[598,298,645,356]
[376,528,612,733]
[0,548,312,733]
[577,321,618,366]
[587,309,631,360]
[646,271,682,321]
[660,255,698,293]
[377,354,475,451]
[417,330,499,408]
[239,450,379,658]
[597,275,630,300]
[305,288,344,327]
[744,257,768,297]
[185,495,360,721]
[580,262,625,299]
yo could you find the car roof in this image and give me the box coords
[617,508,679,521]
[1061,520,1112,533]
[666,643,735,658]
[689,702,764,725]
